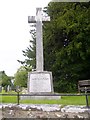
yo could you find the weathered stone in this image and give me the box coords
[1,104,90,118]
[28,71,53,93]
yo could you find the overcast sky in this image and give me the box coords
[0,0,51,76]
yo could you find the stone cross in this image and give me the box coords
[28,8,50,71]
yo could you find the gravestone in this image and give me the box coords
[11,79,15,91]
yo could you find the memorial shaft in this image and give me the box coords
[28,8,50,72]
[36,8,43,71]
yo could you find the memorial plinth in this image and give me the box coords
[28,71,53,93]
[21,71,61,100]
[25,71,61,99]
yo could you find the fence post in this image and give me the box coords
[85,87,89,107]
[17,91,20,105]
[16,86,21,105]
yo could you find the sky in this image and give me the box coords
[0,0,51,76]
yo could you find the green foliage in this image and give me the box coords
[18,29,36,70]
[14,66,28,87]
[0,71,11,87]
[43,2,90,92]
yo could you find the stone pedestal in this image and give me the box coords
[28,71,53,93]
[20,71,61,100]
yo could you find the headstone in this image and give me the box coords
[11,79,15,91]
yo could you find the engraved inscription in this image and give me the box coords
[29,73,52,92]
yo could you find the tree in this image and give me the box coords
[43,2,90,92]
[18,28,36,71]
[0,71,11,87]
[14,66,28,87]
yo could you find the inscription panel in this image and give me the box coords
[28,72,52,93]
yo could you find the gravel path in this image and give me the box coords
[0,104,90,119]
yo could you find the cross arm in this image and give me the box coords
[28,16,50,23]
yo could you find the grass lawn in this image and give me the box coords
[20,96,86,105]
[0,91,86,105]
[0,90,17,103]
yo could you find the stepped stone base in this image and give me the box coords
[20,95,61,100]
[21,71,61,100]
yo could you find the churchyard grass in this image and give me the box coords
[0,91,86,105]
[20,96,86,105]
[1,96,17,103]
[0,90,17,103]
